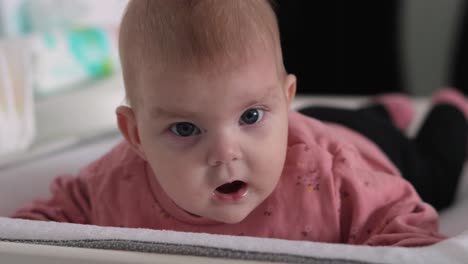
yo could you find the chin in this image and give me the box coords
[221,217,246,224]
[218,217,246,225]
[213,210,251,224]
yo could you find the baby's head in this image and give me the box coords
[116,0,296,224]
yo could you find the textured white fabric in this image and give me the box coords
[1,217,468,264]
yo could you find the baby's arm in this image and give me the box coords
[334,148,446,247]
[11,174,91,224]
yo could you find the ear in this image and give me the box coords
[283,74,297,108]
[116,105,147,160]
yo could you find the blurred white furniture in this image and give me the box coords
[0,38,35,155]
[0,72,124,168]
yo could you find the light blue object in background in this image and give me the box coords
[0,0,124,96]
[68,28,114,79]
[32,26,120,96]
[0,0,85,37]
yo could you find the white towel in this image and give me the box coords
[1,217,468,264]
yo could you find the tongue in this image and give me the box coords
[216,181,244,194]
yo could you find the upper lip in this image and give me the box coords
[214,179,246,189]
[215,179,246,185]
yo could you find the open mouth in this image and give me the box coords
[216,180,246,194]
[213,180,248,202]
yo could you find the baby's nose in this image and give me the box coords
[206,133,242,166]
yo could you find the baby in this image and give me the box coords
[13,0,468,247]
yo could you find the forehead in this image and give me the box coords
[139,52,283,118]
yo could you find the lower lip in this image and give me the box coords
[212,184,249,203]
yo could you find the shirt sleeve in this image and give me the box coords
[333,146,446,247]
[11,174,91,224]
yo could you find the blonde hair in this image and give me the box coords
[119,0,284,107]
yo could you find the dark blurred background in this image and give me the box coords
[275,0,468,96]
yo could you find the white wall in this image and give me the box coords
[0,0,23,36]
[0,0,128,36]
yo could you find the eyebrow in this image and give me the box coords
[241,83,280,107]
[150,107,199,120]
[151,83,280,120]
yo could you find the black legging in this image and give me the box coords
[298,103,467,211]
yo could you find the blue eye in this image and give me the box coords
[240,109,264,125]
[170,122,201,137]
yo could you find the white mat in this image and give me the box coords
[1,217,468,264]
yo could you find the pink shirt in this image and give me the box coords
[13,111,445,246]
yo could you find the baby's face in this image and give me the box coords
[133,52,295,224]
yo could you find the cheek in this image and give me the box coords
[146,149,204,197]
[145,146,200,179]
[139,137,204,183]
[245,116,288,173]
